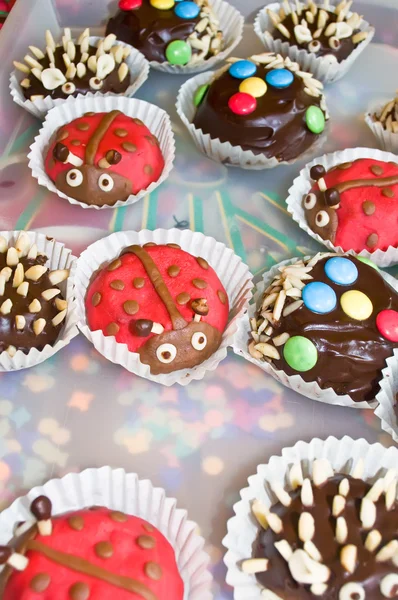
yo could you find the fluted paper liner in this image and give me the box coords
[10,36,150,119]
[286,146,398,267]
[28,95,175,211]
[0,467,212,600]
[365,101,398,154]
[254,1,374,84]
[223,435,398,599]
[375,350,398,443]
[74,228,253,386]
[232,254,398,408]
[149,0,243,74]
[0,230,78,372]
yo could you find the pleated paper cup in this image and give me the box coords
[0,230,78,372]
[223,435,398,600]
[0,467,212,600]
[74,228,253,386]
[375,350,398,444]
[254,1,374,84]
[149,0,244,74]
[286,146,398,267]
[176,70,329,170]
[28,95,175,210]
[232,253,398,409]
[365,100,398,154]
[10,36,150,120]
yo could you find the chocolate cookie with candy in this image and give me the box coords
[45,111,165,207]
[86,243,229,374]
[0,496,184,599]
[303,159,398,252]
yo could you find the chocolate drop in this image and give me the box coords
[92,292,102,307]
[143,523,154,532]
[309,165,326,181]
[53,142,69,162]
[191,298,209,316]
[145,561,162,580]
[68,515,84,531]
[94,541,113,559]
[0,546,11,564]
[167,243,181,249]
[324,188,341,207]
[133,118,144,126]
[77,122,90,131]
[121,142,137,153]
[366,233,379,248]
[362,201,376,216]
[370,164,384,176]
[123,300,139,315]
[69,582,90,600]
[167,265,180,278]
[382,187,395,198]
[137,535,156,549]
[105,149,122,164]
[84,112,95,117]
[31,495,52,521]
[196,257,209,270]
[337,161,352,170]
[131,319,153,336]
[110,279,125,291]
[133,277,145,289]
[143,242,156,248]
[192,278,208,290]
[218,290,227,305]
[144,165,153,175]
[30,573,51,592]
[106,322,119,336]
[107,258,121,272]
[56,129,69,142]
[71,140,81,146]
[114,128,128,137]
[109,511,128,523]
[176,292,190,305]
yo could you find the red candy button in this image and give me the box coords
[228,92,257,116]
[119,0,142,9]
[376,309,398,342]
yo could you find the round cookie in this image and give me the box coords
[303,158,398,252]
[86,243,229,374]
[45,111,165,207]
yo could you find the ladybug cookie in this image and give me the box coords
[45,110,165,207]
[303,158,398,252]
[86,243,229,374]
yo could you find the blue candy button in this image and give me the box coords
[265,68,294,89]
[302,281,337,314]
[174,1,200,18]
[324,257,359,286]
[229,60,257,80]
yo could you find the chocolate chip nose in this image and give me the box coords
[131,319,153,337]
[53,143,69,162]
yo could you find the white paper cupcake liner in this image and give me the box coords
[176,70,328,170]
[74,228,253,386]
[232,253,398,409]
[254,1,374,84]
[223,435,398,600]
[286,146,398,267]
[365,100,398,153]
[28,95,175,211]
[375,350,398,443]
[0,230,78,372]
[10,36,150,120]
[149,0,244,74]
[0,467,212,600]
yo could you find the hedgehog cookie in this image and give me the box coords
[0,233,69,357]
[242,458,398,599]
[249,253,398,403]
[303,158,398,252]
[86,243,229,374]
[45,111,165,207]
[13,28,131,102]
[106,0,224,66]
[0,496,184,599]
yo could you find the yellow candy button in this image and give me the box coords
[239,77,267,98]
[150,0,174,8]
[340,290,373,321]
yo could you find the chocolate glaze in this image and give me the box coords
[255,474,398,599]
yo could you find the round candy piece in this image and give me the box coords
[228,92,257,116]
[302,281,337,314]
[150,0,174,8]
[229,60,257,80]
[305,105,325,134]
[265,68,294,89]
[324,257,358,286]
[119,0,142,9]
[284,336,318,372]
[165,40,192,65]
[357,256,379,271]
[174,0,200,18]
[194,84,209,107]
[376,309,398,342]
[239,77,267,98]
[341,290,373,320]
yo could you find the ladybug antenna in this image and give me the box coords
[30,496,53,536]
[0,545,29,571]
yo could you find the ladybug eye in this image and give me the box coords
[89,77,103,90]
[156,343,177,364]
[62,82,76,95]
[98,174,114,192]
[308,40,321,53]
[339,582,365,600]
[191,332,207,351]
[315,210,330,227]
[66,169,83,187]
[304,193,317,210]
[380,574,398,598]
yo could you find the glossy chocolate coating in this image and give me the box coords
[30,496,52,521]
[193,64,323,160]
[255,474,398,599]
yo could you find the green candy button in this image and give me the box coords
[283,335,318,372]
[357,256,379,271]
[194,84,209,107]
[165,40,192,66]
[305,105,325,134]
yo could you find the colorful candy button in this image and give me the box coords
[324,257,358,286]
[376,309,398,342]
[283,336,318,372]
[119,0,142,8]
[305,105,325,134]
[165,40,192,65]
[265,68,294,89]
[194,84,209,107]
[239,77,267,98]
[302,281,337,314]
[174,0,200,18]
[228,92,257,116]
[340,290,373,320]
[357,256,379,271]
[228,60,257,80]
[150,0,174,8]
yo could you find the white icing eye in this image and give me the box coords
[339,583,365,600]
[308,41,321,53]
[191,331,207,351]
[380,574,398,597]
[304,193,317,210]
[66,169,83,187]
[62,82,76,95]
[329,36,341,50]
[156,343,177,364]
[98,174,114,192]
[315,210,330,227]
[89,77,103,90]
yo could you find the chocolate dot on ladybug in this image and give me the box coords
[131,319,154,337]
[310,165,326,181]
[53,142,69,163]
[105,149,122,165]
[191,298,209,316]
[325,188,341,207]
